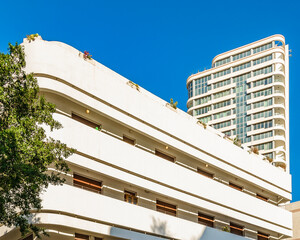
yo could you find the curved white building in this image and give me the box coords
[0,37,292,240]
[186,35,289,172]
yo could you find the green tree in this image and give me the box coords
[0,43,73,237]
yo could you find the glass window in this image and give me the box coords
[194,96,211,106]
[213,100,231,109]
[188,81,193,98]
[214,57,231,67]
[124,190,138,205]
[232,50,251,61]
[233,62,251,72]
[197,115,212,123]
[253,54,272,65]
[253,110,273,119]
[213,110,231,120]
[195,75,211,96]
[213,68,231,78]
[213,79,231,89]
[194,106,212,115]
[253,43,272,54]
[253,99,273,109]
[213,89,231,99]
[213,120,231,129]
[253,77,272,87]
[253,88,272,98]
[253,66,273,76]
[253,131,273,141]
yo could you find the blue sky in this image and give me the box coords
[0,0,299,201]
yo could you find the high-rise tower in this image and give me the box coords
[187,35,289,171]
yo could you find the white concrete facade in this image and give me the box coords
[0,37,292,240]
[187,35,289,172]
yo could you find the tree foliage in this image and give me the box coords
[0,43,73,237]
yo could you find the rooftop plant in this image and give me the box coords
[128,80,140,91]
[83,50,92,60]
[222,226,230,232]
[233,137,242,147]
[197,120,207,129]
[26,33,39,42]
[169,98,178,109]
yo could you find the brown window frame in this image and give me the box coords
[155,149,175,162]
[230,222,244,236]
[156,200,176,216]
[94,238,103,240]
[256,193,268,202]
[198,212,214,227]
[75,233,89,240]
[73,174,102,194]
[72,113,101,130]
[229,182,243,191]
[257,231,269,240]
[123,135,135,145]
[124,190,138,205]
[197,168,214,179]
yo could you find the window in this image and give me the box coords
[194,106,211,115]
[256,194,268,202]
[194,95,211,105]
[123,135,135,145]
[197,116,212,124]
[197,168,214,179]
[155,149,175,162]
[73,174,102,193]
[213,79,231,89]
[94,238,103,240]
[72,113,101,130]
[253,110,273,120]
[253,121,273,130]
[213,110,231,120]
[198,212,214,227]
[214,57,231,67]
[253,88,272,98]
[21,234,33,240]
[233,72,251,83]
[213,120,231,129]
[213,99,231,109]
[253,66,273,76]
[75,233,89,240]
[253,54,272,65]
[253,77,272,88]
[253,131,273,141]
[257,231,269,240]
[213,89,231,99]
[233,62,251,72]
[255,142,273,151]
[124,190,138,205]
[253,99,273,109]
[213,68,231,78]
[188,81,193,98]
[230,222,244,236]
[156,200,176,216]
[232,50,251,61]
[229,182,243,191]
[253,43,272,54]
[195,75,211,96]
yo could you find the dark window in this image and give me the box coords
[257,231,269,240]
[229,182,243,191]
[198,212,214,227]
[72,113,101,130]
[94,238,103,240]
[75,233,89,240]
[155,149,175,162]
[230,222,244,236]
[256,194,268,202]
[22,234,33,240]
[156,200,176,216]
[123,135,135,145]
[124,190,138,205]
[73,174,102,193]
[197,168,214,179]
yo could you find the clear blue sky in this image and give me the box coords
[1,0,299,202]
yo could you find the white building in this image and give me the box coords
[0,37,292,240]
[186,35,289,172]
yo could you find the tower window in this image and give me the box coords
[124,190,138,205]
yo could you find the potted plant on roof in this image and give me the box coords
[197,120,207,129]
[83,50,92,60]
[127,80,140,91]
[26,33,40,42]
